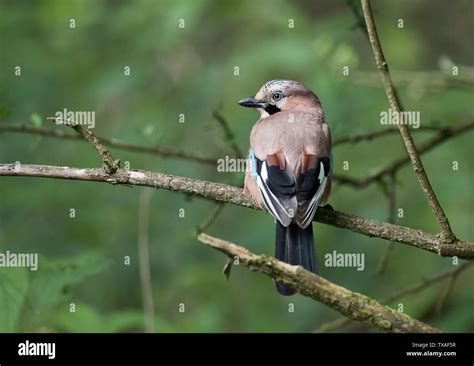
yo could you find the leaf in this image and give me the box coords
[30,113,43,127]
[54,303,144,332]
[0,268,29,332]
[21,253,108,328]
[0,106,11,118]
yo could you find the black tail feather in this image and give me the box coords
[275,222,319,296]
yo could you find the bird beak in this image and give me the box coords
[238,96,268,109]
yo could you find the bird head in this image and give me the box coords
[238,80,320,118]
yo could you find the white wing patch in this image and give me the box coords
[256,161,296,227]
[252,154,329,228]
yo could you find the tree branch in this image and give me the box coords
[361,0,456,243]
[333,121,474,187]
[1,163,472,260]
[196,232,440,333]
[3,120,472,189]
[314,262,472,332]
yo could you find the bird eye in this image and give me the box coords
[272,92,283,101]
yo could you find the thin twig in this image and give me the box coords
[138,188,155,333]
[222,257,233,281]
[376,173,397,274]
[333,120,474,187]
[346,70,474,91]
[434,269,462,318]
[346,0,369,40]
[0,122,216,165]
[195,202,225,235]
[333,125,444,146]
[194,107,243,244]
[383,263,472,303]
[212,106,244,159]
[361,0,456,243]
[47,117,120,173]
[197,232,440,333]
[1,163,473,260]
[194,107,244,272]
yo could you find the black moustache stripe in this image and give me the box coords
[265,104,281,115]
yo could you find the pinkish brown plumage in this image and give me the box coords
[239,80,332,295]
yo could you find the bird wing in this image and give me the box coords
[249,150,297,227]
[249,110,332,228]
[294,154,332,228]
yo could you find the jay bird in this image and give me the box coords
[238,80,332,296]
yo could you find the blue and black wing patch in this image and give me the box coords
[251,154,297,227]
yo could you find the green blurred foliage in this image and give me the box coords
[0,253,107,332]
[0,268,28,331]
[0,0,472,332]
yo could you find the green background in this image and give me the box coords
[0,0,472,332]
